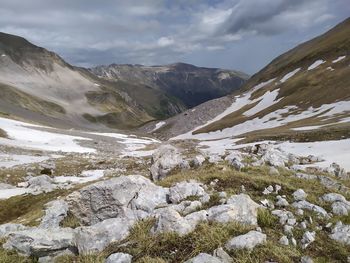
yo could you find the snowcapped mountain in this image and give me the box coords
[90,62,248,118]
[150,18,350,143]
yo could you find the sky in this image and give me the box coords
[0,0,348,74]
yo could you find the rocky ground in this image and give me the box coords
[0,135,349,263]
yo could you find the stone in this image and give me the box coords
[213,247,233,263]
[66,175,169,225]
[291,237,297,246]
[300,256,313,263]
[3,228,75,257]
[332,202,350,216]
[193,155,206,167]
[184,253,223,263]
[275,185,282,194]
[284,225,294,234]
[169,181,206,204]
[208,155,222,164]
[225,231,266,250]
[0,223,27,238]
[301,231,316,249]
[39,200,68,228]
[279,235,289,246]
[151,208,205,236]
[105,252,132,263]
[293,189,307,201]
[321,193,347,203]
[300,221,307,229]
[172,200,202,215]
[208,194,260,225]
[276,196,289,207]
[272,210,295,225]
[292,201,328,217]
[74,217,134,253]
[329,221,350,245]
[261,146,288,167]
[27,175,55,193]
[150,145,189,181]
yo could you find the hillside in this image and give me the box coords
[90,63,248,115]
[156,18,350,142]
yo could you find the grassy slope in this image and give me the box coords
[194,18,350,139]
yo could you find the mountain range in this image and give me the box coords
[0,32,247,130]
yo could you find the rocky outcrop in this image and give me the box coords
[0,223,27,238]
[66,175,169,225]
[329,221,350,245]
[150,145,189,181]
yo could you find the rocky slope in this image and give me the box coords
[151,18,350,141]
[90,63,248,117]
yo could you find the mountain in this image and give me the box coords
[151,18,350,141]
[0,32,155,130]
[90,63,248,115]
[0,32,248,130]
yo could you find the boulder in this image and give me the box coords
[321,193,346,203]
[260,146,288,167]
[292,201,328,217]
[292,189,307,201]
[66,175,169,225]
[3,228,75,257]
[151,208,193,236]
[105,252,132,263]
[74,217,134,253]
[213,247,233,263]
[169,181,206,204]
[192,155,206,167]
[331,202,350,216]
[184,253,223,263]
[39,200,68,228]
[172,200,202,215]
[225,231,266,250]
[208,194,260,225]
[150,145,189,181]
[329,221,350,245]
[301,231,316,249]
[27,175,55,193]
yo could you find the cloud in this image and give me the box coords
[0,0,347,73]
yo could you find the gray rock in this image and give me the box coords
[150,145,189,181]
[276,196,289,207]
[300,256,313,263]
[0,223,27,238]
[3,228,75,257]
[208,194,260,225]
[225,231,266,250]
[66,175,169,225]
[292,201,328,217]
[213,247,233,263]
[292,189,307,201]
[209,155,223,164]
[184,253,223,263]
[74,217,134,253]
[329,221,350,245]
[321,193,346,203]
[193,155,206,167]
[105,252,132,263]
[172,200,202,215]
[279,235,289,246]
[27,175,55,193]
[151,208,197,236]
[39,200,68,228]
[301,231,316,249]
[332,202,350,216]
[272,210,295,225]
[261,147,288,167]
[169,181,206,204]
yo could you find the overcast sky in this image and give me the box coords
[0,0,348,74]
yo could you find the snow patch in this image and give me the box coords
[243,89,282,116]
[307,60,325,70]
[0,117,94,153]
[0,154,50,168]
[152,121,166,132]
[280,68,301,83]
[332,56,346,63]
[53,169,105,184]
[0,188,30,200]
[291,125,323,131]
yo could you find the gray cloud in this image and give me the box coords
[0,0,348,73]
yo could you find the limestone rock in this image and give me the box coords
[105,252,132,263]
[225,231,266,250]
[292,189,307,201]
[169,181,206,204]
[184,253,223,263]
[39,200,68,228]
